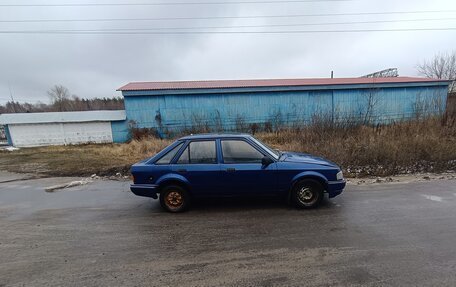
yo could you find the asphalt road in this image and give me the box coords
[1,175,456,286]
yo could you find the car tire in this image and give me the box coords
[291,179,324,209]
[159,185,190,213]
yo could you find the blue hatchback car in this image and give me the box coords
[130,134,345,212]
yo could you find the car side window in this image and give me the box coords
[221,140,264,164]
[155,142,184,165]
[176,140,217,164]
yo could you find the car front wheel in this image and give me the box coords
[159,185,190,213]
[291,179,324,209]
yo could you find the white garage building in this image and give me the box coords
[0,110,126,147]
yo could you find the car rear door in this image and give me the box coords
[218,138,277,196]
[171,140,221,197]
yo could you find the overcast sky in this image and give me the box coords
[0,0,455,104]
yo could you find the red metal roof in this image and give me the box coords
[117,77,446,91]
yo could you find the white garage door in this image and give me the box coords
[9,122,113,147]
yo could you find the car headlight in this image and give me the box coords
[336,171,344,180]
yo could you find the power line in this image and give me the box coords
[0,0,352,7]
[1,10,456,23]
[5,17,452,32]
[0,27,455,34]
[0,17,454,33]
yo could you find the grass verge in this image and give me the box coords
[257,117,456,176]
[0,139,172,177]
[0,117,455,177]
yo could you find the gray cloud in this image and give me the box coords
[0,0,455,103]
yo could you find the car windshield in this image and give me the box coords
[249,136,280,160]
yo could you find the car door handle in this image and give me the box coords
[226,168,236,172]
[177,169,187,173]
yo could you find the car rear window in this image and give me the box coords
[155,142,183,165]
[176,140,216,164]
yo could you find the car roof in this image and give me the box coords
[178,133,252,140]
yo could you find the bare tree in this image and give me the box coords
[418,51,456,92]
[364,89,380,124]
[356,88,380,125]
[47,85,70,112]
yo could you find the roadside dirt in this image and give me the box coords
[346,172,456,185]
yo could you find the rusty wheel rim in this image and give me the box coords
[165,191,183,209]
[297,186,318,206]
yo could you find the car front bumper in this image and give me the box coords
[327,180,346,198]
[130,184,159,199]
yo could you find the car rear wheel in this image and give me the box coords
[291,179,324,209]
[159,185,190,213]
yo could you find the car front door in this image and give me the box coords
[219,139,277,196]
[171,140,221,197]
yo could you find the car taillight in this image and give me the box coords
[131,174,135,183]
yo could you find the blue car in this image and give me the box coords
[130,134,345,212]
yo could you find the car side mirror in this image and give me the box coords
[261,156,273,167]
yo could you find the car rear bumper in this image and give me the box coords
[327,180,346,198]
[130,184,159,199]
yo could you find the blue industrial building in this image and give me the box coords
[114,77,450,142]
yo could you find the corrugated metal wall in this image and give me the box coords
[111,120,129,143]
[120,84,448,138]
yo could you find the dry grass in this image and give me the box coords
[0,117,455,177]
[0,138,171,176]
[257,117,456,176]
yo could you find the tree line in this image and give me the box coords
[1,85,124,114]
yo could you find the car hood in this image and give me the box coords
[280,152,338,167]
